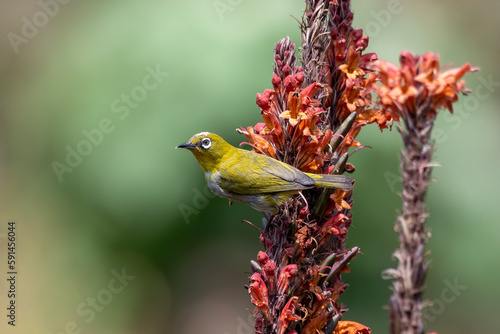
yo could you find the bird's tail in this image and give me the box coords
[307,173,354,191]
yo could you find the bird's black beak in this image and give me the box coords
[176,142,197,149]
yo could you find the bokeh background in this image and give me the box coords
[1,0,499,333]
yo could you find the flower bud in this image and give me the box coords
[282,64,292,76]
[294,71,304,87]
[256,93,270,110]
[284,75,298,93]
[257,251,269,266]
[272,73,282,90]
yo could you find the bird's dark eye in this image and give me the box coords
[200,138,212,150]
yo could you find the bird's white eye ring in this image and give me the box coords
[200,138,212,150]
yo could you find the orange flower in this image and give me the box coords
[331,189,352,211]
[341,78,367,112]
[356,108,397,130]
[429,61,478,113]
[339,46,366,79]
[238,126,277,159]
[302,310,333,334]
[333,320,371,334]
[337,124,362,155]
[300,82,323,99]
[302,107,324,142]
[371,51,478,120]
[261,109,283,137]
[280,92,307,126]
[295,129,332,171]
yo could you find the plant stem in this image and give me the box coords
[388,106,434,334]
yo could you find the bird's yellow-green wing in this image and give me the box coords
[218,149,315,195]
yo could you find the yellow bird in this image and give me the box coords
[177,132,353,215]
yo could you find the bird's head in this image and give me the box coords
[176,132,233,172]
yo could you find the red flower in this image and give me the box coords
[249,273,270,321]
[318,213,351,248]
[277,297,300,334]
[243,22,380,331]
[262,261,277,295]
[278,264,298,295]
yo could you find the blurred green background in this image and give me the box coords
[0,0,499,333]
